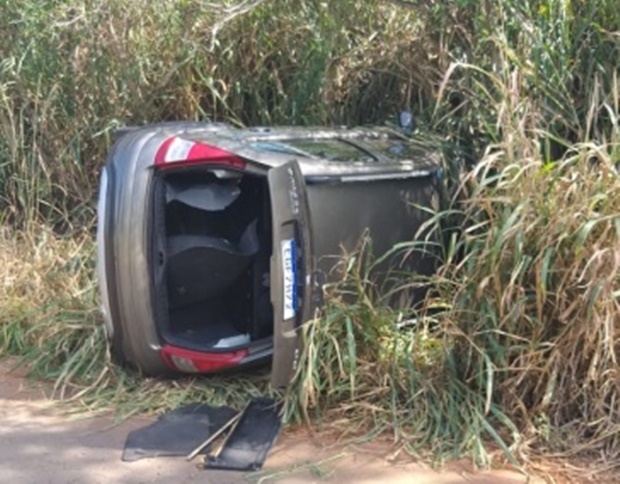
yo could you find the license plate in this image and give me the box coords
[281,239,297,320]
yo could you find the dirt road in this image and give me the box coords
[0,358,531,483]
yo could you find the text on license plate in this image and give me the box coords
[281,239,297,320]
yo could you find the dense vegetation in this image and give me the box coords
[1,0,618,477]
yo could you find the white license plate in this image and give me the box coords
[281,239,297,320]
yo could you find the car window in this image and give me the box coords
[248,139,375,163]
[361,139,429,161]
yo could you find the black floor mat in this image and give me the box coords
[205,397,282,472]
[168,301,247,349]
[122,404,237,462]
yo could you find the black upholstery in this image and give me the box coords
[167,221,259,308]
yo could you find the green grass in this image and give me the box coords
[285,141,619,470]
[0,0,618,477]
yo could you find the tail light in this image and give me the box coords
[160,345,249,373]
[154,136,246,169]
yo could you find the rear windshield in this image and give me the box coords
[247,139,375,163]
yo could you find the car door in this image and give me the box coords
[268,161,318,388]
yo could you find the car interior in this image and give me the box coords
[151,168,273,351]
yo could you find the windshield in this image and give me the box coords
[359,139,430,161]
[247,139,375,163]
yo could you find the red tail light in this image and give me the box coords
[154,136,246,169]
[160,345,249,373]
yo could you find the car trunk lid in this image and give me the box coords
[267,160,317,388]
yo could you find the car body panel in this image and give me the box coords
[306,175,440,284]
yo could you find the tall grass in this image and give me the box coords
[0,0,618,475]
[284,1,619,471]
[0,0,438,225]
[286,143,619,469]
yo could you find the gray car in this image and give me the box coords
[96,122,443,387]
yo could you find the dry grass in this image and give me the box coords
[442,143,620,464]
[0,223,268,417]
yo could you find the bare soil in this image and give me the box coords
[0,357,540,483]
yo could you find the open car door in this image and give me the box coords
[268,161,316,388]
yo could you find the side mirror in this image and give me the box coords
[398,111,417,135]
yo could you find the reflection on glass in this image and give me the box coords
[248,139,375,162]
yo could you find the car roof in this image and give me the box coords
[119,122,442,175]
[177,124,439,169]
[183,124,399,142]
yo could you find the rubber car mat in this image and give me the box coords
[205,397,282,471]
[122,404,237,461]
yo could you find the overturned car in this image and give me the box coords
[97,122,443,387]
